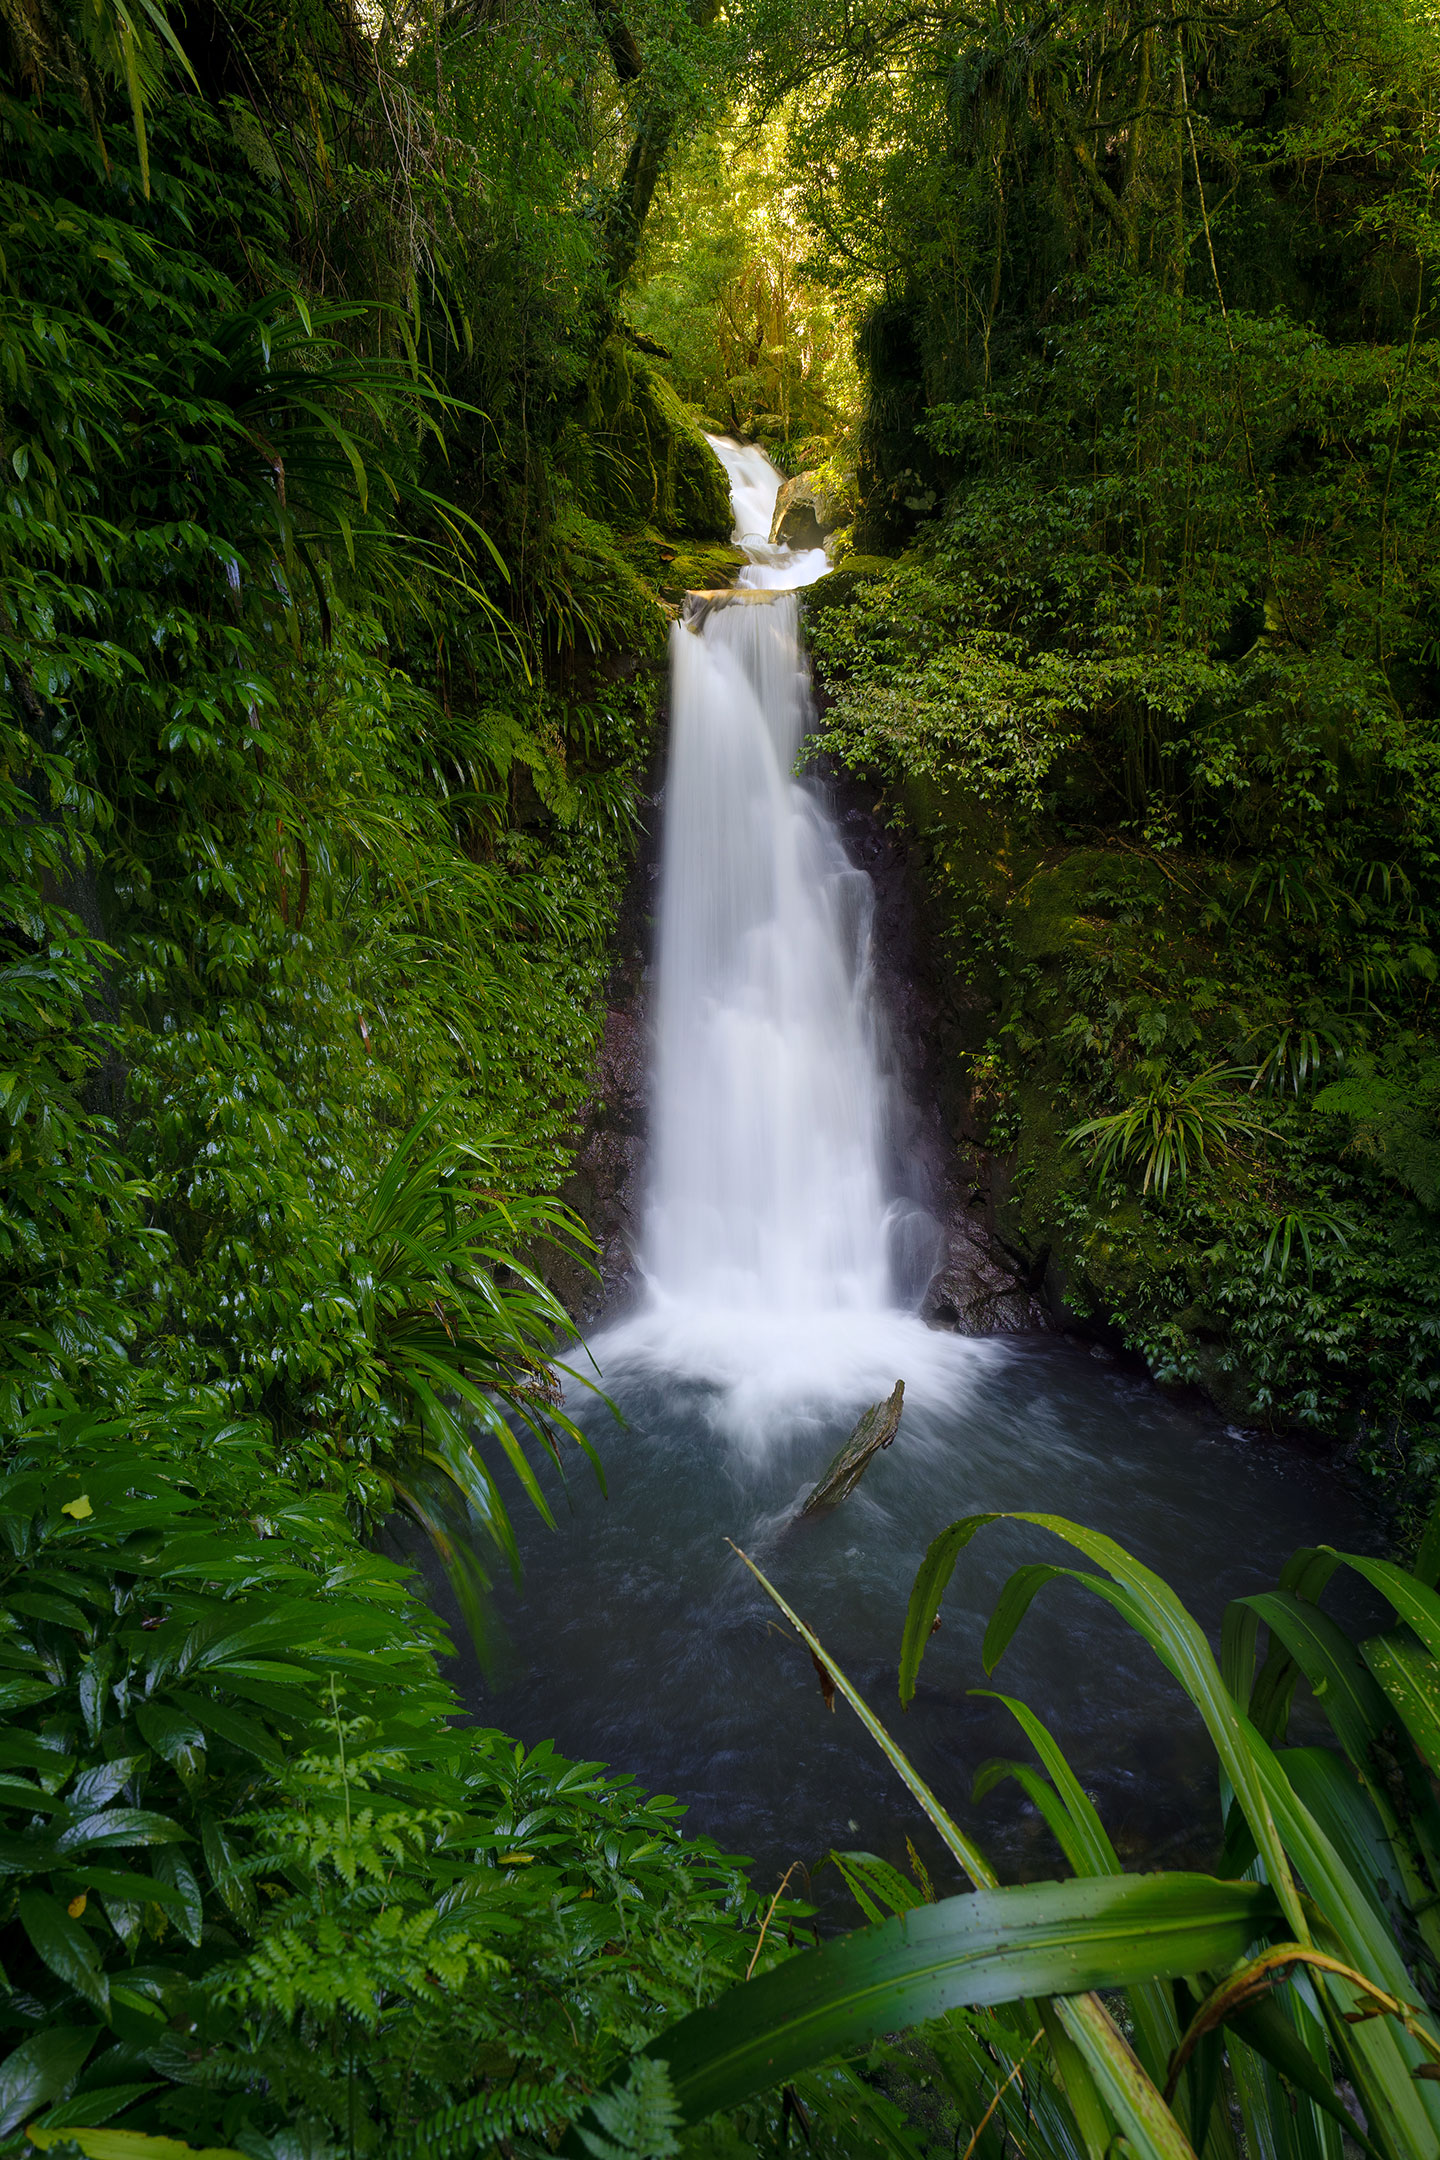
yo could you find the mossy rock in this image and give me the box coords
[1190,1343,1262,1423]
[571,341,731,539]
[655,540,748,603]
[1009,1084,1083,1221]
[801,556,899,618]
[1008,848,1170,965]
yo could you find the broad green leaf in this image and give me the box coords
[971,1691,1119,1876]
[1362,1629,1440,1779]
[199,1810,255,1928]
[67,1868,189,1912]
[628,1872,1279,2125]
[133,1703,205,1788]
[0,1677,59,1712]
[71,1759,147,1812]
[19,1889,111,2013]
[898,1515,999,1707]
[824,1850,925,1923]
[36,2086,161,2133]
[971,1756,1092,1872]
[1221,1598,1263,1714]
[1240,1591,1394,1770]
[900,1514,1307,1937]
[973,1694,1185,2088]
[1053,1990,1197,2160]
[0,2026,98,2137]
[1282,1746,1404,1935]
[1227,2030,1341,2160]
[10,1591,90,1629]
[1328,1551,1440,1663]
[0,1732,75,1780]
[55,1810,188,1856]
[1248,1748,1440,2158]
[150,1848,203,1946]
[1227,1990,1379,2156]
[170,1689,283,1763]
[1037,1999,1111,2160]
[1239,1593,1440,1936]
[26,2130,248,2159]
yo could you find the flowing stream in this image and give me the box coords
[454,439,1370,1903]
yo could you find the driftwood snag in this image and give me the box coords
[801,1381,904,1516]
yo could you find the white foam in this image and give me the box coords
[576,1305,1003,1453]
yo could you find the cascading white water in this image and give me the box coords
[647,585,891,1312]
[711,435,832,591]
[487,437,1369,1868]
[582,435,965,1432]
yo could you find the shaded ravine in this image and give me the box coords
[441,440,1371,1909]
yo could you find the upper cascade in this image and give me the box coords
[704,435,833,593]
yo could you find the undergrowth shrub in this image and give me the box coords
[0,88,666,1559]
[0,1407,763,2154]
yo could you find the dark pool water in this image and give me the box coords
[424,1332,1373,1913]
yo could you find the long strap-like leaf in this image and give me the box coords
[728,1541,995,1888]
[899,1513,1308,1939]
[630,1872,1279,2128]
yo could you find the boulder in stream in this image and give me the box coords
[801,1380,904,1514]
[769,470,843,551]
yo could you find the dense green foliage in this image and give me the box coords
[0,1407,766,2152]
[0,2,720,1530]
[0,0,781,2141]
[762,0,1440,1491]
[628,113,856,462]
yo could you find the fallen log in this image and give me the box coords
[801,1380,904,1515]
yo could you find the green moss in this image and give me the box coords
[801,556,899,618]
[567,340,732,538]
[546,504,671,659]
[656,539,748,600]
[1008,849,1169,966]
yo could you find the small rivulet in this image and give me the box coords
[801,1380,904,1515]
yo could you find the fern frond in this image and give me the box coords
[393,2080,572,2159]
[578,2058,682,2160]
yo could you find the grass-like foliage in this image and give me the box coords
[1066,1066,1274,1197]
[567,1513,1440,2160]
[357,1107,605,1638]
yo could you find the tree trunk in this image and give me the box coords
[591,0,719,286]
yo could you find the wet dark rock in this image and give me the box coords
[819,757,1053,1336]
[548,725,664,1326]
[769,471,842,551]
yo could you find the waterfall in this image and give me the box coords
[647,588,891,1312]
[589,436,948,1432]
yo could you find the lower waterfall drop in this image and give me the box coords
[600,435,954,1432]
[647,585,892,1313]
